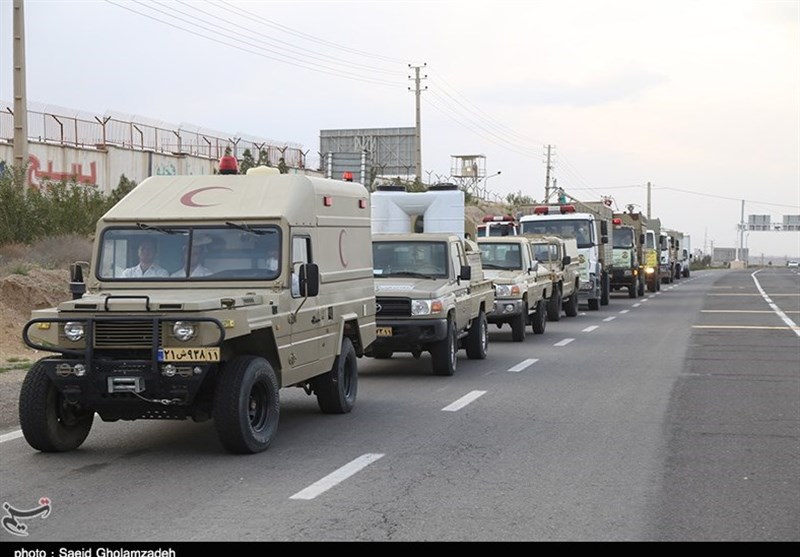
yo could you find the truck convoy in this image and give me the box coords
[19,166,377,454]
[519,200,614,311]
[369,184,495,376]
[477,236,551,341]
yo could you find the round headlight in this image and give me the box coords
[172,321,196,341]
[64,321,85,342]
[495,284,511,297]
[410,300,431,316]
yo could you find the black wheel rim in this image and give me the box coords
[248,381,271,432]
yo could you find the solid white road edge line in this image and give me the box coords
[751,270,800,337]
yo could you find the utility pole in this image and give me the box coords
[13,0,29,171]
[646,181,652,220]
[543,145,554,201]
[408,63,427,183]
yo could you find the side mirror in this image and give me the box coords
[69,262,87,300]
[530,260,539,273]
[299,263,320,297]
[459,265,472,281]
[601,236,609,244]
[562,255,571,266]
[639,233,645,245]
[600,221,608,236]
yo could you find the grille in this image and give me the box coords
[376,297,411,317]
[94,321,161,349]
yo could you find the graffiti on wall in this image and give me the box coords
[155,163,177,176]
[26,154,97,189]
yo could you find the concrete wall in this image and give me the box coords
[0,141,216,195]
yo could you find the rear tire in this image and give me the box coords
[465,310,488,359]
[564,290,579,317]
[213,355,280,454]
[600,272,610,306]
[546,285,562,321]
[628,283,638,298]
[532,298,547,334]
[314,337,358,414]
[19,359,94,452]
[431,317,457,376]
[638,277,646,296]
[588,298,600,311]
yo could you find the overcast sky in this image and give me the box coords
[2,0,798,258]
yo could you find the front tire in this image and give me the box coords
[213,355,280,454]
[19,359,94,452]
[588,298,600,311]
[546,285,562,321]
[314,337,358,414]
[511,302,527,342]
[465,310,488,359]
[431,317,457,376]
[532,298,547,334]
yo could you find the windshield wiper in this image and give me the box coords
[136,223,177,235]
[225,221,267,235]
[390,271,437,279]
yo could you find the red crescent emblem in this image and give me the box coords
[339,229,348,268]
[180,187,232,207]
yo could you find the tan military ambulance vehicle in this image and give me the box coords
[527,235,581,320]
[477,236,552,342]
[19,166,376,454]
[369,184,495,376]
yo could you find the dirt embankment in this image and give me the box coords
[0,267,71,361]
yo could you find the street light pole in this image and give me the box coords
[483,171,501,199]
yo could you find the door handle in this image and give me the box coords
[311,316,321,324]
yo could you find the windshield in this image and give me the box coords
[98,225,281,281]
[479,223,517,237]
[521,219,594,249]
[480,243,522,270]
[373,241,448,278]
[645,232,656,249]
[532,243,558,263]
[613,227,634,249]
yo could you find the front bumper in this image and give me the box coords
[35,357,218,420]
[488,299,525,324]
[371,318,448,352]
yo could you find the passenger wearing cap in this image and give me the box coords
[172,236,213,278]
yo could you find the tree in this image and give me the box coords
[240,149,257,174]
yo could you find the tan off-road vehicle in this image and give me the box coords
[19,167,376,454]
[368,185,495,376]
[527,235,581,319]
[477,236,552,342]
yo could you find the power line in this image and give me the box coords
[657,186,800,209]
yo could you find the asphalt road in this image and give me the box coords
[1,268,798,542]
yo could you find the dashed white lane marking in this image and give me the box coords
[582,326,599,332]
[602,316,616,322]
[508,358,538,372]
[289,453,385,500]
[632,303,641,308]
[751,270,800,337]
[640,298,649,302]
[0,430,23,444]
[442,390,487,412]
[619,309,630,314]
[554,338,575,346]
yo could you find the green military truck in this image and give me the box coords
[369,185,495,376]
[19,166,377,454]
[477,236,552,341]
